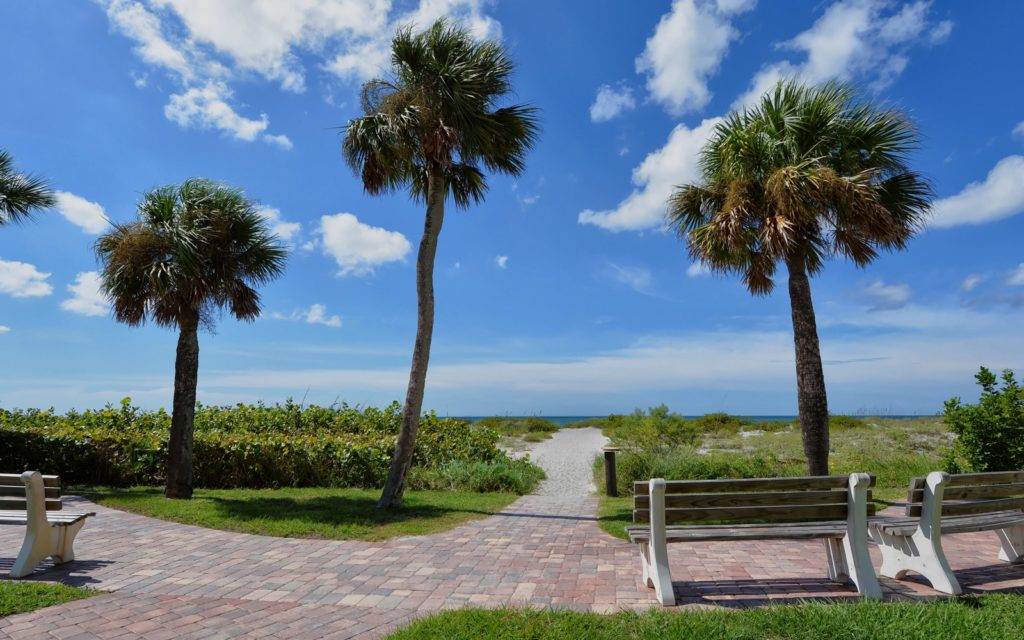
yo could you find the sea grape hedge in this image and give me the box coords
[0,399,508,489]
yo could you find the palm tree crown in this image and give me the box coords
[0,149,55,225]
[343,19,539,207]
[668,80,932,293]
[96,178,287,329]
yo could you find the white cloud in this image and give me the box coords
[734,0,951,109]
[165,82,270,141]
[579,117,721,232]
[930,156,1024,228]
[262,133,294,150]
[274,303,342,328]
[961,274,983,292]
[60,272,109,317]
[636,0,755,115]
[863,280,911,311]
[256,206,301,242]
[1008,264,1024,287]
[687,262,711,278]
[1013,121,1024,141]
[0,325,9,334]
[495,255,509,269]
[0,259,53,298]
[317,213,411,276]
[589,84,636,122]
[104,0,197,80]
[54,191,109,234]
[606,263,652,293]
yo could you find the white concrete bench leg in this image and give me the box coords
[843,473,882,599]
[824,538,849,582]
[996,525,1024,564]
[872,471,961,595]
[646,479,675,605]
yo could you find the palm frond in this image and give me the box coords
[0,149,56,225]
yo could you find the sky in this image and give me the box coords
[1,0,1023,417]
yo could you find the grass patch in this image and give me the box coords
[385,595,1024,639]
[476,417,561,443]
[0,581,94,617]
[85,486,519,541]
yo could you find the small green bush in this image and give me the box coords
[606,448,801,496]
[409,459,546,494]
[944,367,1024,472]
[690,412,749,434]
[0,400,527,489]
[475,416,559,438]
[604,405,698,450]
[829,415,871,430]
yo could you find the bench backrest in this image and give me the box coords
[0,473,62,511]
[633,475,876,524]
[905,470,1024,518]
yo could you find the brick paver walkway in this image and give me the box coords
[2,434,1022,638]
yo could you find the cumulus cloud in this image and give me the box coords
[0,325,9,334]
[495,255,509,269]
[164,81,270,141]
[734,0,952,109]
[579,117,721,232]
[60,272,109,317]
[256,206,301,242]
[636,0,755,115]
[863,279,911,311]
[930,156,1024,228]
[0,259,53,298]
[1014,121,1024,141]
[1009,264,1024,287]
[273,303,342,328]
[589,84,636,122]
[53,191,110,234]
[317,213,411,276]
[961,274,983,292]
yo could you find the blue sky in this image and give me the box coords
[1,0,1023,416]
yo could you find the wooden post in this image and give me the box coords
[603,446,620,497]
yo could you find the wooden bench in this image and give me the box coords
[0,471,95,578]
[870,470,1024,595]
[626,474,881,604]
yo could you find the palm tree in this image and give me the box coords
[343,20,539,508]
[96,179,287,498]
[0,149,55,225]
[667,80,932,475]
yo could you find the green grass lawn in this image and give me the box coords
[0,581,93,617]
[84,486,519,541]
[385,595,1024,639]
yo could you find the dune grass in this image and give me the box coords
[384,595,1024,639]
[85,486,518,541]
[0,581,94,617]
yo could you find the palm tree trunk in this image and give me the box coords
[378,170,445,509]
[785,257,830,476]
[165,311,199,499]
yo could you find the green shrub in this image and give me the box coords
[409,459,546,494]
[944,367,1024,472]
[475,416,559,439]
[0,400,524,489]
[604,405,698,450]
[605,448,801,496]
[690,412,749,434]
[829,415,871,430]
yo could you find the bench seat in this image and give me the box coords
[627,521,849,543]
[1,471,95,578]
[869,471,1024,595]
[628,474,880,605]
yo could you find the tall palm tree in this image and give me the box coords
[667,80,932,475]
[343,20,539,508]
[96,179,287,498]
[0,149,55,225]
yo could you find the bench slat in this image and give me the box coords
[908,496,1024,518]
[633,502,866,524]
[873,511,1024,536]
[0,497,63,511]
[627,522,847,543]
[909,482,1024,504]
[0,473,60,488]
[946,470,1024,487]
[0,485,61,499]
[633,475,868,494]
[633,489,862,510]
